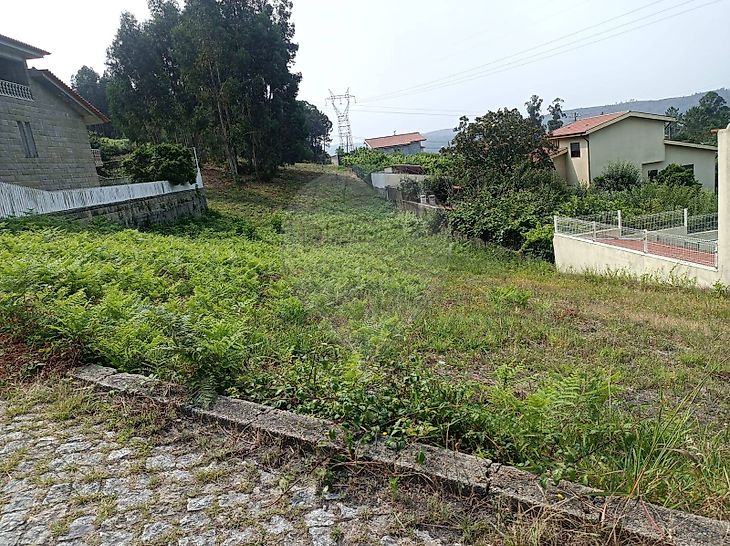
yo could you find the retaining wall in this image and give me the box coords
[57,187,207,228]
[553,234,725,288]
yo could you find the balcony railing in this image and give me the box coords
[92,149,104,167]
[0,79,33,101]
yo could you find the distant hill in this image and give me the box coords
[422,88,730,153]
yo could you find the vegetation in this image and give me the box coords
[123,143,196,185]
[655,163,702,188]
[342,100,718,262]
[0,165,727,519]
[592,162,643,192]
[73,0,331,180]
[666,91,730,145]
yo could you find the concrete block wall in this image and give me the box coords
[57,188,208,228]
[0,79,99,191]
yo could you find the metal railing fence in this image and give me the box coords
[554,209,718,268]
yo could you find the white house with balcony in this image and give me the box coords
[0,33,108,191]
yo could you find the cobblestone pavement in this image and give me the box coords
[0,382,462,546]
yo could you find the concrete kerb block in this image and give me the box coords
[189,395,270,431]
[68,365,730,545]
[599,496,730,546]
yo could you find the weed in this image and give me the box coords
[0,166,728,517]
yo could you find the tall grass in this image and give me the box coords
[0,168,727,518]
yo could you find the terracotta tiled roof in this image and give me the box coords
[550,112,627,138]
[365,132,426,149]
[30,69,109,124]
[0,33,50,58]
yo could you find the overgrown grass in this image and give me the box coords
[0,164,728,518]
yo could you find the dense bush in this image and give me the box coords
[592,161,643,191]
[342,148,454,178]
[88,134,133,161]
[656,163,702,187]
[123,143,196,185]
[447,169,572,259]
[400,175,453,203]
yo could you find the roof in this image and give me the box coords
[550,111,676,139]
[365,132,426,149]
[664,140,718,152]
[0,33,49,59]
[549,147,568,158]
[29,69,109,125]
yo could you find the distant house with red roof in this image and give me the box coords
[364,132,426,156]
[0,33,109,191]
[549,111,717,191]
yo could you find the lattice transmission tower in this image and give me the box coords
[326,89,356,153]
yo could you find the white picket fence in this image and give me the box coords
[0,169,204,219]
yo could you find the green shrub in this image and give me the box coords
[592,161,643,191]
[123,143,196,185]
[656,163,701,188]
[520,223,555,260]
[89,134,133,161]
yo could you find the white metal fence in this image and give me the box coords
[0,171,203,220]
[554,209,718,268]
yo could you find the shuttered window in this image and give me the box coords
[17,121,38,158]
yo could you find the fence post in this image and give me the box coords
[719,123,730,282]
[617,210,622,234]
[592,221,597,241]
[643,230,649,254]
[683,208,688,232]
[553,215,558,232]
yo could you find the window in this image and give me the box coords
[570,142,581,158]
[16,121,38,158]
[682,164,695,175]
[648,169,658,179]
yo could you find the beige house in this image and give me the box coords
[549,111,718,192]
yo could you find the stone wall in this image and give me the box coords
[57,188,208,228]
[0,77,99,191]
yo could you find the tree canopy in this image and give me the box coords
[667,91,730,145]
[446,108,554,184]
[101,0,332,179]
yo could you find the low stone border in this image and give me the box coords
[70,365,729,546]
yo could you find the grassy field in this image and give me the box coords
[1,164,728,519]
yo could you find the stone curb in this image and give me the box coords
[70,365,729,546]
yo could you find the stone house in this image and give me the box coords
[364,132,426,156]
[549,111,718,192]
[0,33,108,191]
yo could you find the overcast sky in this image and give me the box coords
[4,0,729,143]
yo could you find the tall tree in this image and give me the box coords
[106,1,194,144]
[675,91,730,144]
[300,101,333,161]
[546,98,566,132]
[174,0,302,179]
[665,106,681,139]
[71,66,114,136]
[525,95,544,130]
[447,108,554,185]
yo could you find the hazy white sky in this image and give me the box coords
[4,0,729,141]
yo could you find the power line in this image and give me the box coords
[380,0,724,101]
[361,0,672,102]
[351,109,479,118]
[361,0,713,103]
[326,89,356,153]
[427,0,594,65]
